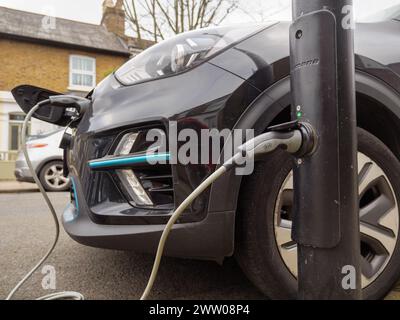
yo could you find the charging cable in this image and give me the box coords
[6,99,312,300]
[6,100,84,300]
[140,128,307,300]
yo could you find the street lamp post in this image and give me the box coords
[290,0,362,299]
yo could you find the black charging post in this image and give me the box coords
[290,0,361,299]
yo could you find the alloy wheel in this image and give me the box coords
[44,164,69,190]
[274,152,399,288]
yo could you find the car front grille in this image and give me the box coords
[137,166,174,208]
[111,125,175,210]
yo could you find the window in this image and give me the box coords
[9,113,30,151]
[69,55,96,91]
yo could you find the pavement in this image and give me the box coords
[1,191,400,300]
[0,181,38,193]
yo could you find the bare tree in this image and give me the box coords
[124,0,240,43]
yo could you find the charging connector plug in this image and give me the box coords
[224,121,316,171]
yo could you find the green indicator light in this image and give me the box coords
[297,112,303,118]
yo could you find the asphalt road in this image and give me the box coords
[0,192,264,300]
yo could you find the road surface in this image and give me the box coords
[0,192,264,300]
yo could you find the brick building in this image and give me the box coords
[0,0,152,168]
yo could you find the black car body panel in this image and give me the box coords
[63,20,400,261]
[69,63,260,223]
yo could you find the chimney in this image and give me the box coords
[101,0,125,38]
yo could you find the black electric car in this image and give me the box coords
[12,6,400,300]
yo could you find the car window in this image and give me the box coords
[29,129,63,140]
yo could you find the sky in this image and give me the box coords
[0,0,399,29]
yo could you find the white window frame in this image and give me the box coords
[8,112,30,151]
[69,55,96,92]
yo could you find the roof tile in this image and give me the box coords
[0,6,130,55]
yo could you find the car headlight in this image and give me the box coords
[115,25,266,86]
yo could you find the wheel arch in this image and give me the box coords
[208,71,400,256]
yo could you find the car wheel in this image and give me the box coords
[236,128,400,300]
[39,160,70,192]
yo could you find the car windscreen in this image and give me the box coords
[361,3,400,22]
[237,1,400,22]
[28,129,63,141]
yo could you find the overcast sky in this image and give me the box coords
[0,0,399,28]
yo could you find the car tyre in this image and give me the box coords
[236,128,400,300]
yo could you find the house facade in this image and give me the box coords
[0,1,152,179]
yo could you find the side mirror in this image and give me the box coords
[11,85,89,127]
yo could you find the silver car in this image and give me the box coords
[14,129,70,192]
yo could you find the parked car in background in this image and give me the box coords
[14,129,70,192]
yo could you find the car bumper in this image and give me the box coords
[63,173,234,261]
[62,203,234,261]
[14,167,34,183]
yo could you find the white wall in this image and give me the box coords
[0,91,19,151]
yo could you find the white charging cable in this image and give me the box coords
[140,165,229,300]
[6,101,84,300]
[6,100,305,300]
[140,129,305,299]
